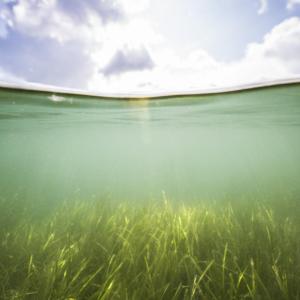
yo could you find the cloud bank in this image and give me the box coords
[0,0,300,93]
[89,17,300,93]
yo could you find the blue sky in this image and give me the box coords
[0,0,300,93]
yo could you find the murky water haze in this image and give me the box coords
[0,85,300,206]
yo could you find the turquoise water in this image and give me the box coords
[0,84,300,205]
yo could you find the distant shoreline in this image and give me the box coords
[1,77,300,100]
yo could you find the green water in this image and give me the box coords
[0,84,300,205]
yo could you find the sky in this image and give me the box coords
[0,0,300,94]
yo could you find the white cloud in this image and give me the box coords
[57,0,124,23]
[0,0,160,88]
[10,0,106,42]
[258,0,268,14]
[245,17,300,72]
[287,0,300,10]
[0,1,300,94]
[0,1,13,38]
[101,46,154,76]
[88,17,300,93]
[6,0,151,43]
[120,0,150,14]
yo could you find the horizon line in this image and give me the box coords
[1,77,300,100]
